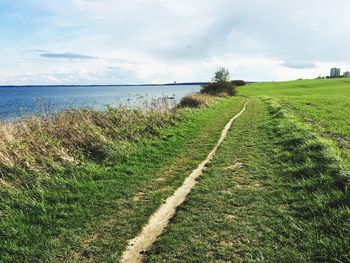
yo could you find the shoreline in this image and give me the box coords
[0,82,208,88]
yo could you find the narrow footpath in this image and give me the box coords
[144,98,307,262]
[121,100,248,262]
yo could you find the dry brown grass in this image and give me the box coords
[0,99,176,184]
[216,92,230,97]
[177,93,211,108]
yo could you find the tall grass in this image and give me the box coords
[0,98,180,188]
[177,93,211,108]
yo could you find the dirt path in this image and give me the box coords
[120,100,249,263]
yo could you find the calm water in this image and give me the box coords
[0,85,201,120]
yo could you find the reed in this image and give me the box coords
[0,98,178,186]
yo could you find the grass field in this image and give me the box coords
[145,79,350,262]
[241,79,350,170]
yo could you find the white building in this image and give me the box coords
[330,68,341,78]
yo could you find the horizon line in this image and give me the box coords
[0,82,210,87]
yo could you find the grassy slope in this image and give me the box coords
[146,80,350,262]
[0,97,246,262]
[241,79,350,169]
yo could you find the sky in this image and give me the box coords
[0,0,350,85]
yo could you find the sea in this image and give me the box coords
[0,84,201,120]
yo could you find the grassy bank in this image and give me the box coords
[145,96,350,262]
[0,96,246,262]
[241,79,350,171]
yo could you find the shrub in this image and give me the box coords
[231,80,246,86]
[200,81,237,96]
[200,67,238,96]
[178,93,210,108]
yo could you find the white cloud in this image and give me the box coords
[1,0,350,84]
[280,60,316,69]
[40,52,96,60]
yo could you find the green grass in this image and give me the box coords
[241,79,350,147]
[241,79,350,170]
[241,78,350,97]
[2,78,350,262]
[0,97,246,262]
[145,79,350,262]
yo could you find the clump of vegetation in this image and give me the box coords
[201,67,239,96]
[177,93,210,108]
[177,68,246,109]
[231,80,246,86]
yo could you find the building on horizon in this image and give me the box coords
[330,67,341,78]
[343,71,350,78]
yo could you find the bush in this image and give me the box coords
[200,81,237,96]
[178,93,210,108]
[231,80,246,86]
[200,67,240,96]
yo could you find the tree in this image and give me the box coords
[212,67,230,82]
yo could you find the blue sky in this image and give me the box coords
[1,0,350,85]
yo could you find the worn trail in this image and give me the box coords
[121,100,249,263]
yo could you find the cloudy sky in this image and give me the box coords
[1,0,350,85]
